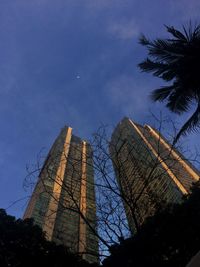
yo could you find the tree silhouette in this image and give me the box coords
[24,117,200,260]
[138,23,200,142]
[103,181,200,267]
[0,209,97,267]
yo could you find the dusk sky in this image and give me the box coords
[0,0,200,218]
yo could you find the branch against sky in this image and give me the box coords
[23,116,200,261]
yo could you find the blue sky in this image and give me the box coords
[0,0,200,218]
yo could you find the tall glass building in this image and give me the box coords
[110,117,200,233]
[24,126,98,263]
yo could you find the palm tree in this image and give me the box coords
[138,23,200,142]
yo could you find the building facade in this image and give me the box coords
[110,117,200,233]
[24,126,98,263]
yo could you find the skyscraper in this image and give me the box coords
[24,126,98,263]
[110,117,200,232]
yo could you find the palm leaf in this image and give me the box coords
[161,68,177,81]
[138,58,168,76]
[139,34,151,46]
[151,86,174,102]
[174,102,200,143]
[166,88,192,114]
[139,23,200,141]
[165,25,188,42]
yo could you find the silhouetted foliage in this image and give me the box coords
[0,209,98,267]
[138,23,200,142]
[103,182,200,267]
[25,118,200,259]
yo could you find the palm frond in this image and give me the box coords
[174,102,200,143]
[151,86,174,102]
[183,25,191,42]
[139,34,150,46]
[139,58,177,81]
[142,39,185,65]
[182,23,200,42]
[138,58,168,74]
[139,22,200,141]
[165,25,188,42]
[161,69,176,81]
[194,25,200,38]
[166,88,192,114]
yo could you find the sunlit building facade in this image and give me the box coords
[110,117,200,232]
[24,126,98,263]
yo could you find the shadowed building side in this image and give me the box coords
[110,117,200,233]
[23,126,98,263]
